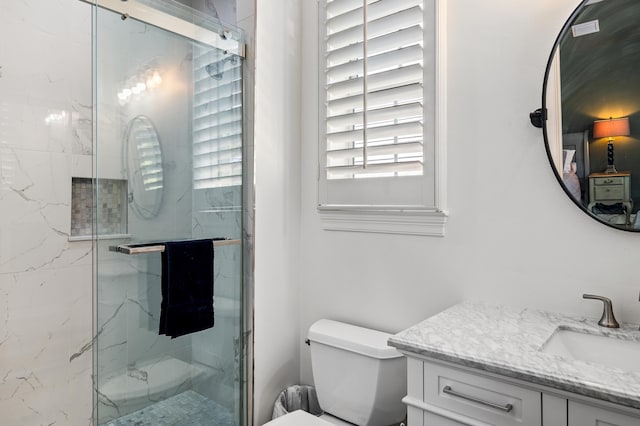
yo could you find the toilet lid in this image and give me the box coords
[266,410,333,425]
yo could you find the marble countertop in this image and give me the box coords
[388,301,640,409]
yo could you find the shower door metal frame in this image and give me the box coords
[85,0,245,58]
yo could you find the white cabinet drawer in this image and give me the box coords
[568,401,640,426]
[594,185,624,200]
[424,361,541,426]
[593,176,624,185]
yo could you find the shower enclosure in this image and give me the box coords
[0,0,250,423]
[92,1,248,425]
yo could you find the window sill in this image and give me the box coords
[318,207,448,236]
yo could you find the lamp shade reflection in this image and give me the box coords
[593,117,630,139]
[593,117,630,173]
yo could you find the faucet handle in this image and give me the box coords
[583,294,620,328]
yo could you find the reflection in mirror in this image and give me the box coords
[124,115,164,219]
[544,0,640,231]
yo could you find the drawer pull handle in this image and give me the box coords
[442,385,513,413]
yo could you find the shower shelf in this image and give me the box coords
[109,239,240,255]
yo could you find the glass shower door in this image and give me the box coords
[92,3,244,425]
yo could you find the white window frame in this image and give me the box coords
[317,0,448,236]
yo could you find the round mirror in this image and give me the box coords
[542,0,640,231]
[124,115,164,219]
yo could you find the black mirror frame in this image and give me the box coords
[530,0,639,232]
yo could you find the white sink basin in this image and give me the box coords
[541,329,640,372]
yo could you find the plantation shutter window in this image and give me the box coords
[325,0,424,182]
[193,45,243,189]
[317,0,447,235]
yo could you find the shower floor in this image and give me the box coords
[102,390,234,426]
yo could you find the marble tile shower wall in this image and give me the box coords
[0,1,94,424]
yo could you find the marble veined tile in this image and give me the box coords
[0,0,91,41]
[0,372,92,425]
[0,0,91,97]
[236,0,255,23]
[0,150,92,273]
[0,100,91,154]
[0,265,92,424]
[1,148,70,207]
[71,107,93,156]
[0,203,70,273]
[0,0,91,154]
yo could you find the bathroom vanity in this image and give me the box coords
[388,302,640,426]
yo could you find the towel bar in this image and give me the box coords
[109,239,240,255]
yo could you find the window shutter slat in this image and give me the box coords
[194,176,241,190]
[326,24,363,51]
[326,42,422,84]
[326,5,422,50]
[326,0,361,19]
[326,161,423,179]
[327,82,423,116]
[327,121,422,146]
[194,148,242,169]
[327,64,423,100]
[194,134,242,155]
[367,5,423,39]
[326,0,421,35]
[194,93,242,119]
[327,7,362,34]
[367,0,422,21]
[194,121,242,139]
[194,106,242,130]
[327,141,422,161]
[194,162,242,179]
[326,102,422,132]
[327,24,422,67]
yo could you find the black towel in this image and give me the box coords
[160,239,215,338]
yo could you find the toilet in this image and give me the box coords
[266,319,407,426]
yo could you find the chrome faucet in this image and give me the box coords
[583,294,620,328]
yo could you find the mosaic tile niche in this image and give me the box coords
[71,178,128,238]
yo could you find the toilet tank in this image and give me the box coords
[307,319,407,426]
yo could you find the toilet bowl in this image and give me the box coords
[268,410,360,425]
[265,319,407,426]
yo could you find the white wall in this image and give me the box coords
[253,0,302,424]
[295,0,640,390]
